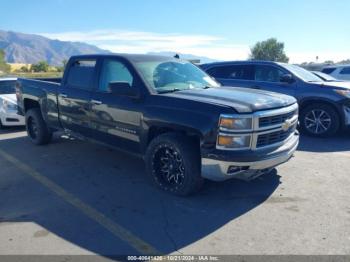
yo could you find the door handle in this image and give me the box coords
[59,93,68,98]
[91,99,102,105]
[251,86,261,89]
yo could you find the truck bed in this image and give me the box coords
[17,78,62,130]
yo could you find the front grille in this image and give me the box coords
[259,110,297,128]
[256,126,296,148]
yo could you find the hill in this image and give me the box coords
[0,30,109,66]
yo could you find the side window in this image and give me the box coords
[207,65,253,80]
[322,67,336,74]
[99,59,134,92]
[254,65,285,82]
[340,67,350,75]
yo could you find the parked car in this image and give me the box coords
[321,64,350,81]
[17,54,299,195]
[0,78,25,128]
[201,61,350,137]
[311,71,342,82]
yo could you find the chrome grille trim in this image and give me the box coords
[217,103,299,150]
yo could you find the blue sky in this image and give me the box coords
[1,0,349,63]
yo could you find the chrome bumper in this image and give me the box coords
[201,133,299,181]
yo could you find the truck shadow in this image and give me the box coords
[0,135,281,256]
[0,126,25,134]
[297,131,350,153]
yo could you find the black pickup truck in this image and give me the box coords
[17,54,299,195]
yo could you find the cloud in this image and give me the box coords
[41,30,250,61]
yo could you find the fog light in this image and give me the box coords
[227,166,248,175]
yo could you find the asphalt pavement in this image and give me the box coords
[0,127,349,258]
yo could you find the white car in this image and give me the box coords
[0,78,25,128]
[321,64,350,81]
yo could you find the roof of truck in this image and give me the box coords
[0,77,17,81]
[70,53,179,63]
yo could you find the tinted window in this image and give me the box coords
[99,59,134,92]
[66,60,96,90]
[340,67,350,75]
[322,68,336,74]
[206,65,254,80]
[0,81,16,94]
[254,65,285,82]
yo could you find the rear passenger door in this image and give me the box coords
[206,64,255,88]
[58,59,97,136]
[252,64,296,96]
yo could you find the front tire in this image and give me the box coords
[25,108,52,145]
[145,133,203,196]
[300,103,340,137]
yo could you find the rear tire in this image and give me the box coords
[25,108,52,145]
[300,103,340,137]
[145,133,203,196]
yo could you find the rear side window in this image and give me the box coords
[66,60,97,90]
[254,65,285,82]
[206,65,254,80]
[340,67,350,75]
[0,81,16,94]
[99,59,134,92]
[322,67,336,74]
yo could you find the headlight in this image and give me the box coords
[2,100,17,111]
[217,134,251,149]
[219,115,252,131]
[335,89,350,99]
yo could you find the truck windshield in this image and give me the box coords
[134,60,220,93]
[281,64,323,83]
[0,81,16,94]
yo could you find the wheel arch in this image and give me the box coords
[299,98,342,120]
[143,125,203,154]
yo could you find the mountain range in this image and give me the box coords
[0,30,218,65]
[0,30,109,66]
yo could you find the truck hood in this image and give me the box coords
[0,94,17,104]
[166,86,296,113]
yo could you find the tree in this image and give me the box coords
[324,60,334,65]
[20,66,29,72]
[0,49,11,73]
[250,38,289,63]
[30,61,49,72]
[55,59,67,73]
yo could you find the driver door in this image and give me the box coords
[252,64,297,96]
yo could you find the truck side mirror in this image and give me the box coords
[280,74,294,84]
[109,82,140,98]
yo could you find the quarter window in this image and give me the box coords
[254,65,285,82]
[340,67,350,75]
[99,59,134,92]
[206,65,254,80]
[321,68,336,74]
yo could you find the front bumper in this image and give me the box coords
[0,111,25,126]
[344,104,350,126]
[201,132,299,181]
